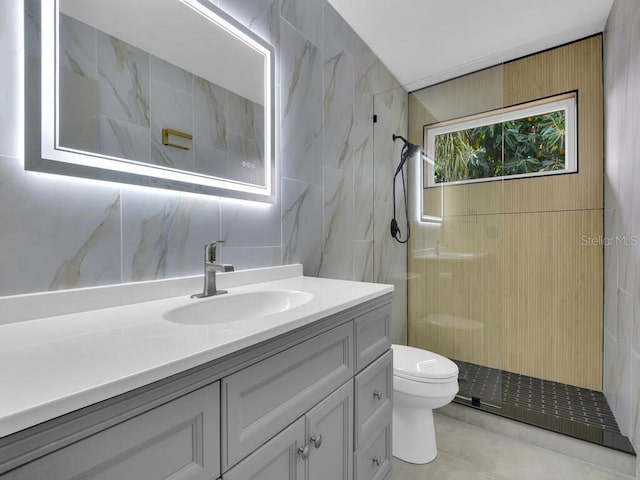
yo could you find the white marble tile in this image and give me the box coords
[353,126,374,241]
[319,166,353,280]
[193,142,229,178]
[353,37,376,131]
[121,188,220,282]
[353,240,373,283]
[605,208,619,338]
[227,134,264,186]
[58,70,100,152]
[0,160,121,296]
[24,0,40,59]
[280,21,323,186]
[606,288,634,436]
[604,0,640,457]
[194,76,228,152]
[373,60,398,98]
[323,36,355,171]
[220,196,281,248]
[372,201,403,284]
[630,14,640,357]
[99,116,151,163]
[219,0,280,48]
[281,0,322,47]
[97,32,150,127]
[228,91,264,151]
[149,79,194,171]
[631,349,640,455]
[373,197,408,339]
[0,0,22,158]
[281,178,322,276]
[323,1,354,56]
[59,14,97,80]
[634,257,640,355]
[149,55,193,95]
[373,87,409,206]
[219,246,281,271]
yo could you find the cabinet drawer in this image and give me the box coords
[354,306,390,372]
[222,322,353,470]
[354,423,391,480]
[354,349,392,449]
[3,382,221,480]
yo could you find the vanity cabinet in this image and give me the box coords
[2,382,221,480]
[0,295,392,480]
[222,322,353,470]
[223,381,353,480]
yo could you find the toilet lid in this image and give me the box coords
[392,344,459,381]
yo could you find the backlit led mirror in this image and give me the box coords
[26,0,275,202]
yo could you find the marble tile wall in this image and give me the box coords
[2,0,408,339]
[603,0,640,475]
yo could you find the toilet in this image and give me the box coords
[391,344,459,464]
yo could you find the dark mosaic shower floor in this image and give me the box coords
[452,359,635,454]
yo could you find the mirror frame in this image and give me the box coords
[25,0,276,203]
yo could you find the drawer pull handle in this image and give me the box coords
[298,445,310,460]
[373,390,383,400]
[372,456,382,466]
[310,434,323,448]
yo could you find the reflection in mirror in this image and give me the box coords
[28,0,275,202]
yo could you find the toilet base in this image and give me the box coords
[392,403,437,464]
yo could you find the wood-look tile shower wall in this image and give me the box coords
[407,36,603,390]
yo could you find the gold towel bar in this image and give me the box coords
[162,128,193,150]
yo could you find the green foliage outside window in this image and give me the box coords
[433,110,566,184]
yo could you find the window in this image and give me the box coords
[424,94,577,187]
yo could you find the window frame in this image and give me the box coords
[423,93,577,188]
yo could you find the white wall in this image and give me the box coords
[603,0,640,475]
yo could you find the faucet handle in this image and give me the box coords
[205,241,224,263]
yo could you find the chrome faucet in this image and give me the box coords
[191,241,234,298]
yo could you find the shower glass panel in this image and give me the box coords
[407,65,506,409]
[373,85,409,346]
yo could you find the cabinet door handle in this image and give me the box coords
[310,434,323,448]
[373,390,383,400]
[372,456,381,466]
[298,445,310,460]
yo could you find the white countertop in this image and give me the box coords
[0,265,392,438]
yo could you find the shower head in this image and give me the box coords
[392,134,422,175]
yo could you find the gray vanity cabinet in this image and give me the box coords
[0,295,393,480]
[222,418,306,480]
[221,322,353,470]
[306,381,353,480]
[223,380,353,480]
[2,382,221,480]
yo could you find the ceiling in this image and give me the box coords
[328,0,614,92]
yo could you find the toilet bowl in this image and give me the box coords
[392,344,459,464]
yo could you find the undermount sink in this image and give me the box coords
[164,289,314,326]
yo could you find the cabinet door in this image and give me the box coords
[222,418,305,480]
[223,322,353,470]
[306,381,353,480]
[3,382,220,480]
